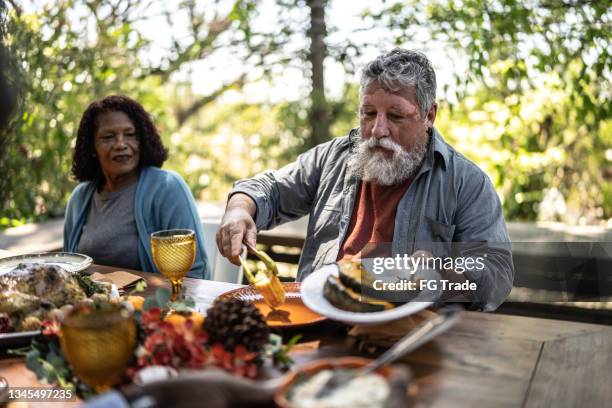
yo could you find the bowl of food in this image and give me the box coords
[275,357,413,408]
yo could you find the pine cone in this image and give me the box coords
[204,298,270,353]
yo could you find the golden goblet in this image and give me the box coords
[151,229,196,301]
[60,307,136,393]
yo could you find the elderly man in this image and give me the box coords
[217,49,513,311]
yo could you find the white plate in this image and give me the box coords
[301,263,433,325]
[0,252,93,275]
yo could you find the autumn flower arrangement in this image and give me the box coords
[10,286,297,396]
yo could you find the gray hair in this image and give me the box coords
[360,49,437,119]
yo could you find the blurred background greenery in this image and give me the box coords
[0,0,610,229]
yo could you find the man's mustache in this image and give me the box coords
[364,137,403,153]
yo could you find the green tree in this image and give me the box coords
[368,0,611,222]
[0,0,261,226]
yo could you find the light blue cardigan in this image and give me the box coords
[63,166,211,279]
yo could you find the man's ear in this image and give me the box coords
[426,102,438,128]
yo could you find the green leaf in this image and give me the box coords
[155,287,172,308]
[46,352,65,369]
[143,297,159,311]
[25,349,40,371]
[75,273,106,296]
[285,334,302,348]
[131,280,147,294]
[169,302,191,313]
[168,296,196,312]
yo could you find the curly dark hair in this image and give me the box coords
[72,95,168,183]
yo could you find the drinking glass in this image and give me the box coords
[151,229,196,301]
[60,307,136,393]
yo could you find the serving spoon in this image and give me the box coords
[315,304,463,398]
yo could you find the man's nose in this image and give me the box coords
[372,114,389,138]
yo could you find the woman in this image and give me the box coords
[63,95,210,279]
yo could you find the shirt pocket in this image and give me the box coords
[422,217,456,258]
[312,207,341,238]
[425,217,456,241]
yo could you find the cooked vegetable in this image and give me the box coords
[253,271,285,309]
[337,259,375,294]
[74,273,107,297]
[323,275,394,313]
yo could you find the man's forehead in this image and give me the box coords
[360,84,418,106]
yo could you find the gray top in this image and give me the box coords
[230,128,514,311]
[78,181,140,270]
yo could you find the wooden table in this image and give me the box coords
[1,265,612,407]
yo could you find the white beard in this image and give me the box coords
[347,133,428,185]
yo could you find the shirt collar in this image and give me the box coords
[430,127,449,170]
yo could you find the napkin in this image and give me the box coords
[348,309,439,352]
[90,271,144,293]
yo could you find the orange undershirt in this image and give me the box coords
[338,179,413,261]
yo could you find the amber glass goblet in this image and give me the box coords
[151,229,196,301]
[60,307,136,393]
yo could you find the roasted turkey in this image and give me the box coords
[0,263,87,332]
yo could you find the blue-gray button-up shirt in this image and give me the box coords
[231,128,514,310]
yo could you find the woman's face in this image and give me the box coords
[94,111,140,187]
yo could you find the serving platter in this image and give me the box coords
[0,330,39,350]
[220,283,326,328]
[0,252,93,275]
[300,264,433,325]
[0,252,93,349]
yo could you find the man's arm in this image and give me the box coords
[231,141,331,230]
[217,139,337,263]
[452,171,514,311]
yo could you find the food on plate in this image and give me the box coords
[0,291,41,315]
[323,275,394,313]
[0,263,89,332]
[337,259,376,292]
[323,260,395,313]
[21,316,42,331]
[322,259,425,313]
[1,263,86,305]
[241,244,286,309]
[288,368,390,408]
[253,270,285,309]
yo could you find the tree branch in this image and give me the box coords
[6,0,22,17]
[175,74,246,126]
[142,13,233,80]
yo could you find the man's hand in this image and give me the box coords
[216,193,258,265]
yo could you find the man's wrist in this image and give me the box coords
[227,192,257,219]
